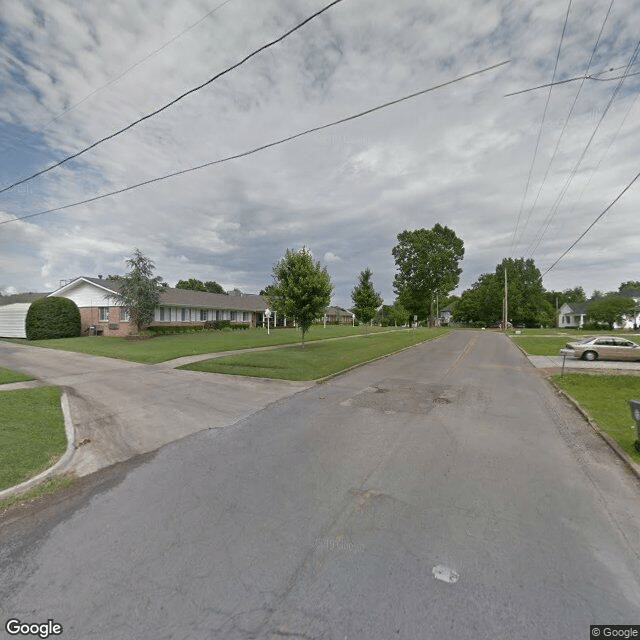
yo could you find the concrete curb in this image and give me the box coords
[508,336,640,480]
[0,388,76,499]
[550,381,640,481]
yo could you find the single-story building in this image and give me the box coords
[322,306,354,324]
[0,293,50,338]
[48,277,270,336]
[557,302,588,328]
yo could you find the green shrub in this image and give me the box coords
[25,297,81,340]
[581,322,607,331]
[230,323,250,330]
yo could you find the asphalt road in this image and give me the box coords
[2,331,640,639]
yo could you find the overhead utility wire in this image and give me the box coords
[511,0,614,255]
[509,0,572,255]
[0,0,235,157]
[542,168,640,277]
[0,0,345,195]
[505,67,640,96]
[0,60,510,227]
[526,38,640,258]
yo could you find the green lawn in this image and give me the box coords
[553,373,640,464]
[2,325,401,364]
[511,336,573,356]
[0,366,34,384]
[180,327,448,380]
[0,386,67,490]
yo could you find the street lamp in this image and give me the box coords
[352,313,355,327]
[264,308,271,335]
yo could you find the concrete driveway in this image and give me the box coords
[528,354,640,371]
[0,340,311,477]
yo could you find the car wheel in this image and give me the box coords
[582,350,598,361]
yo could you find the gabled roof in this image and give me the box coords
[0,292,50,306]
[325,306,353,316]
[561,301,588,314]
[160,288,267,312]
[50,276,267,312]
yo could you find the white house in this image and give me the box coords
[557,302,588,328]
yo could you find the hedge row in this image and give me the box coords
[144,322,251,336]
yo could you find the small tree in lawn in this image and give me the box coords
[269,247,332,346]
[110,249,167,333]
[351,268,383,333]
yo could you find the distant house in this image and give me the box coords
[0,293,50,338]
[617,289,640,329]
[322,306,354,324]
[438,304,453,326]
[48,277,269,336]
[557,302,588,328]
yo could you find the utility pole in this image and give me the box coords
[503,268,508,331]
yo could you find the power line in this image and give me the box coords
[0,0,345,196]
[0,0,235,158]
[0,59,510,227]
[509,0,572,256]
[542,168,640,277]
[511,0,614,255]
[526,37,640,258]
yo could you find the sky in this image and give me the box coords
[1,0,639,307]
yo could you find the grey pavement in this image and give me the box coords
[1,331,640,639]
[0,340,311,477]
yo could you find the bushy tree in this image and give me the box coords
[268,248,332,346]
[378,301,410,327]
[587,294,636,329]
[544,286,586,308]
[26,297,81,340]
[351,268,383,329]
[392,224,464,323]
[619,281,640,293]
[110,249,167,333]
[176,278,225,294]
[453,258,553,327]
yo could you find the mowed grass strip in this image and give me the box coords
[552,373,640,464]
[511,336,573,356]
[0,366,34,384]
[0,386,67,490]
[3,325,395,364]
[180,328,448,380]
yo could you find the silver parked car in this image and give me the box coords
[560,336,640,361]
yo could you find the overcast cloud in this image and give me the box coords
[1,0,639,304]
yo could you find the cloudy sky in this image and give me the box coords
[1,0,639,306]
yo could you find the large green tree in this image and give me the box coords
[351,268,383,328]
[176,278,225,294]
[587,294,636,329]
[268,247,333,346]
[544,286,586,309]
[453,257,553,327]
[619,281,640,293]
[110,249,167,333]
[377,301,410,327]
[392,224,464,323]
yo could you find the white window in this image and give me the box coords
[243,312,250,322]
[99,307,109,322]
[200,309,208,321]
[181,308,188,322]
[230,311,237,322]
[120,308,130,322]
